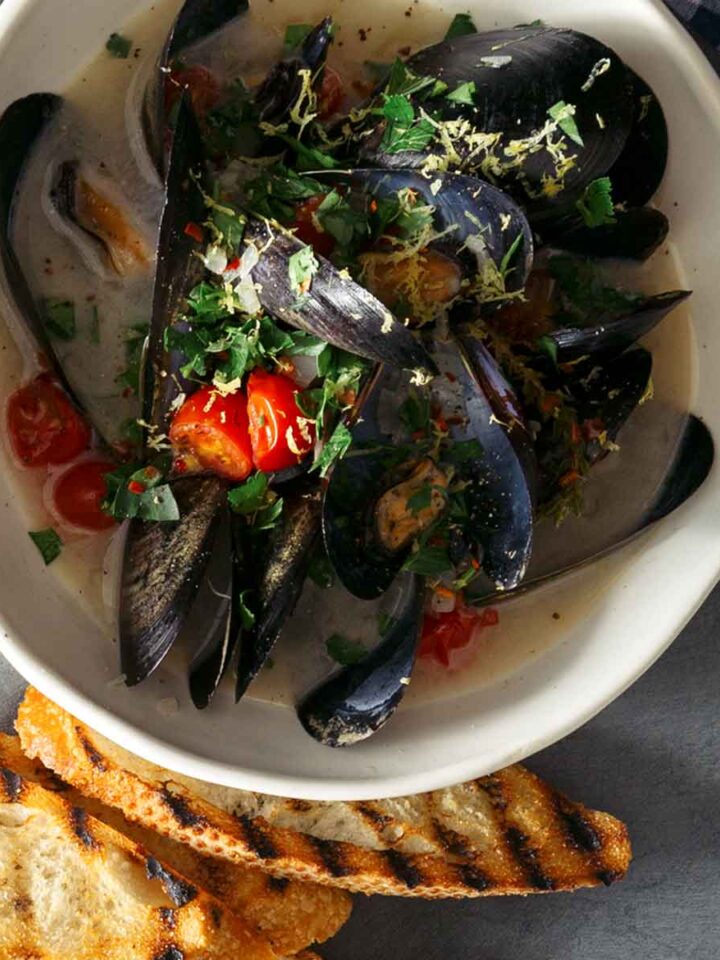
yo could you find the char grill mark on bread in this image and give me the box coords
[15,688,632,900]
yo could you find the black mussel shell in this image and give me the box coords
[235,482,323,699]
[360,27,634,218]
[297,573,423,747]
[255,18,333,126]
[120,475,228,686]
[0,94,80,404]
[143,93,208,440]
[607,70,668,209]
[550,207,669,262]
[145,0,248,172]
[445,340,535,591]
[188,509,241,709]
[316,169,533,296]
[244,219,437,377]
[548,289,689,362]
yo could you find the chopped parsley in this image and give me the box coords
[402,544,453,576]
[28,529,63,565]
[575,176,616,228]
[314,420,353,477]
[238,589,256,630]
[106,32,132,59]
[244,166,325,222]
[547,100,584,147]
[288,244,319,297]
[400,389,431,434]
[284,23,314,51]
[445,13,478,40]
[102,465,180,522]
[42,298,75,341]
[380,95,434,154]
[228,472,284,531]
[326,633,366,666]
[116,323,148,396]
[446,81,476,105]
[314,190,370,252]
[549,256,643,321]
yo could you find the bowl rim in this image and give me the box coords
[1,0,719,800]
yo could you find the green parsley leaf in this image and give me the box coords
[228,472,269,514]
[42,298,75,341]
[382,115,434,154]
[402,545,453,576]
[288,245,319,297]
[315,421,353,477]
[315,190,370,250]
[382,94,415,125]
[407,484,433,514]
[326,633,367,666]
[102,465,180,522]
[446,81,476,105]
[536,334,558,365]
[106,32,132,58]
[499,231,524,279]
[385,59,438,97]
[244,165,325,222]
[208,202,246,253]
[549,255,643,320]
[445,439,483,464]
[575,176,616,228]
[254,496,285,531]
[547,100,584,147]
[278,134,340,171]
[116,323,148,396]
[284,23,313,50]
[400,389,431,433]
[445,13,478,40]
[238,589,256,629]
[28,529,62,565]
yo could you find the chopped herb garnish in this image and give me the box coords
[314,421,353,477]
[228,472,270,514]
[28,529,62,565]
[116,323,148,395]
[446,81,476,105]
[445,13,478,40]
[380,94,434,154]
[315,189,370,250]
[547,100,584,147]
[244,165,325,222]
[575,176,616,228]
[536,334,558,364]
[407,484,433,514]
[402,544,453,576]
[102,465,180,522]
[284,23,313,51]
[238,589,256,629]
[42,298,75,341]
[106,32,132,58]
[445,439,483,464]
[326,633,366,666]
[288,244,319,297]
[549,255,643,321]
[385,59,438,98]
[400,389,431,434]
[499,231,524,280]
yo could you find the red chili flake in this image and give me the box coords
[558,469,581,489]
[184,221,203,242]
[143,465,161,481]
[225,256,241,272]
[433,415,448,432]
[128,480,146,494]
[570,420,583,446]
[369,199,378,213]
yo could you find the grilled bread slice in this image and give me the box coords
[17,688,631,899]
[0,752,281,960]
[0,734,350,956]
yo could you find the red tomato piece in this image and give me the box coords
[165,65,221,121]
[51,459,117,532]
[291,194,335,258]
[419,605,498,667]
[247,369,315,473]
[169,385,253,482]
[6,374,91,468]
[317,66,345,120]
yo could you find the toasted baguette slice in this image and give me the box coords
[17,688,631,899]
[0,735,350,956]
[0,752,281,960]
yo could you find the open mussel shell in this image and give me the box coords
[255,17,333,126]
[235,481,323,700]
[187,508,240,709]
[120,475,228,686]
[143,93,208,439]
[607,70,668,209]
[361,27,633,217]
[548,289,690,362]
[316,169,533,296]
[297,573,424,747]
[244,218,437,377]
[0,94,81,403]
[444,339,535,591]
[144,0,248,172]
[548,207,669,262]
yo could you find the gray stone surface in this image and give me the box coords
[1,581,718,958]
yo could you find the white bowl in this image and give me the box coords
[1,0,719,800]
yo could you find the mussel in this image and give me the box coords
[298,572,424,747]
[356,26,634,219]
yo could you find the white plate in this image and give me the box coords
[1,0,719,800]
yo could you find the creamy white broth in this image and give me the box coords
[0,0,695,708]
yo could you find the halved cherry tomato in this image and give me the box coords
[51,459,117,532]
[247,369,315,473]
[291,194,335,258]
[419,606,499,667]
[6,374,91,468]
[165,65,221,121]
[317,66,345,120]
[169,385,253,482]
